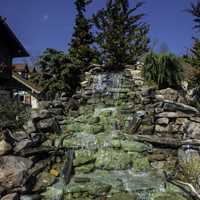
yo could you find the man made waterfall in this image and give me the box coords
[43,66,190,200]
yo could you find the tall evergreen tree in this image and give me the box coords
[69,0,97,71]
[190,0,200,31]
[188,1,200,68]
[190,38,200,67]
[93,0,149,69]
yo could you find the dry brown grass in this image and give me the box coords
[178,155,200,191]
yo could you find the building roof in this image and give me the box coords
[13,63,29,73]
[12,73,43,94]
[0,16,29,57]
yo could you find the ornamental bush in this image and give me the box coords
[143,52,183,89]
[0,97,30,130]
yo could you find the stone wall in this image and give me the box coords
[44,65,198,200]
[0,99,69,200]
[1,64,199,200]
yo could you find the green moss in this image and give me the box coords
[65,123,85,133]
[95,149,132,170]
[128,152,151,172]
[109,193,138,200]
[88,116,100,124]
[73,150,96,166]
[75,163,95,173]
[85,124,105,134]
[121,140,152,153]
[66,181,111,195]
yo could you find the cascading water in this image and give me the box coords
[43,69,184,200]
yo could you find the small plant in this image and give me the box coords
[143,52,183,89]
[177,155,200,191]
[142,52,159,85]
[0,97,30,130]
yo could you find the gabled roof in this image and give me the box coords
[0,16,29,57]
[12,73,43,94]
[13,63,29,73]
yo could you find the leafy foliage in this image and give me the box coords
[143,52,183,89]
[0,97,30,130]
[30,48,80,100]
[69,0,98,72]
[93,0,149,69]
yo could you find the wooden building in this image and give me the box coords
[13,63,30,79]
[0,16,29,97]
[0,16,42,108]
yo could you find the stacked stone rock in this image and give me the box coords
[0,100,67,200]
[1,64,200,200]
[43,65,194,200]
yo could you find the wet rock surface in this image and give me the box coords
[44,66,196,199]
[1,64,200,199]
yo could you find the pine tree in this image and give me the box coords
[189,0,200,31]
[93,0,149,69]
[190,37,200,68]
[69,0,97,72]
[188,1,200,68]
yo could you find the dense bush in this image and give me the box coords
[143,52,183,89]
[30,48,81,100]
[0,97,30,130]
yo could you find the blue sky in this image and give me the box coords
[0,0,197,62]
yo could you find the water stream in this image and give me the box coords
[44,70,183,199]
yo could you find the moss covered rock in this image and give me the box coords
[129,152,150,172]
[95,149,132,170]
[75,163,95,174]
[66,181,111,195]
[121,140,151,152]
[109,193,138,200]
[73,150,96,166]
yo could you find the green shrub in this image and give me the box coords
[143,52,183,89]
[142,52,159,85]
[0,97,30,130]
[30,48,81,100]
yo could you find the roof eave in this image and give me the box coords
[0,16,29,58]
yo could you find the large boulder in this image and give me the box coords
[0,156,33,192]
